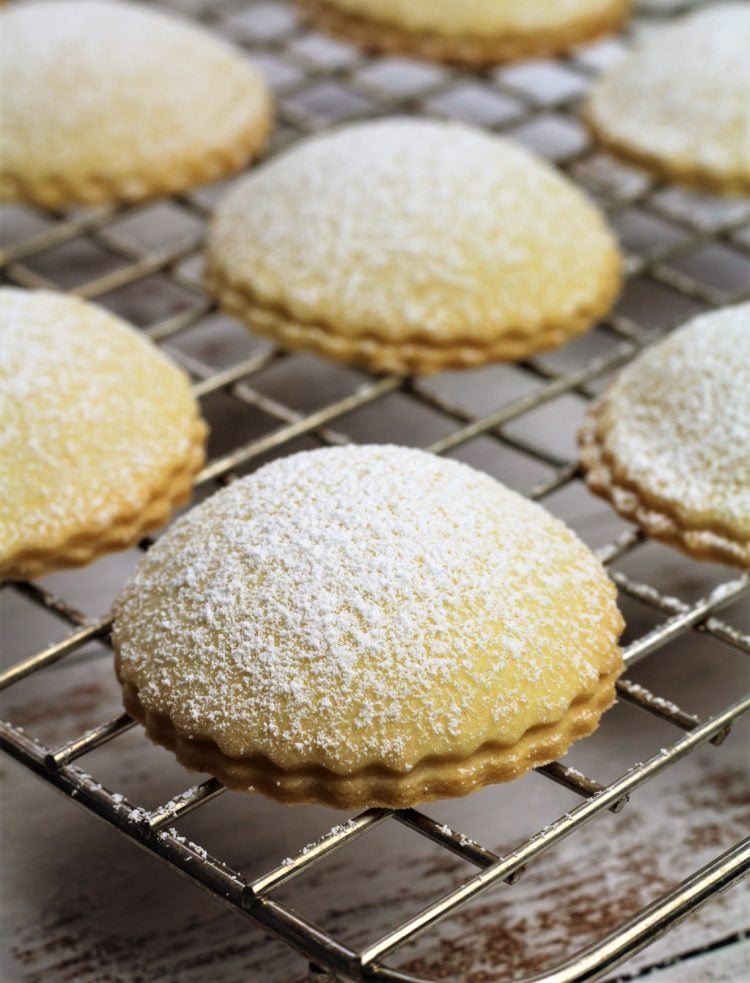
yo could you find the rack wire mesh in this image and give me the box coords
[1,0,749,980]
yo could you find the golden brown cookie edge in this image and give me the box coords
[296,0,630,66]
[0,108,273,209]
[0,416,208,582]
[205,248,622,375]
[583,104,750,198]
[578,406,750,568]
[117,659,623,809]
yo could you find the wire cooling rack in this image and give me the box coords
[1,0,749,980]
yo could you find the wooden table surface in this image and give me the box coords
[1,563,748,982]
[2,0,749,980]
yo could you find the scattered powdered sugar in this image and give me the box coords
[588,4,750,180]
[1,0,268,189]
[562,766,587,782]
[621,683,692,721]
[627,580,684,614]
[208,118,617,341]
[0,288,198,553]
[599,303,750,537]
[280,818,359,866]
[709,577,748,606]
[114,445,621,773]
[155,784,206,818]
[159,828,209,860]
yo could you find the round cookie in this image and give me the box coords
[0,0,272,208]
[579,303,750,568]
[297,0,630,65]
[585,3,750,195]
[0,288,207,581]
[113,445,624,808]
[206,119,622,375]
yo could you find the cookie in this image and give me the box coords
[113,445,624,809]
[0,289,207,581]
[579,304,750,568]
[297,0,630,65]
[585,3,750,196]
[206,119,622,375]
[0,0,272,208]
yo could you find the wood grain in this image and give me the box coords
[1,603,748,982]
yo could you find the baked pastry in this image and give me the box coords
[0,0,272,208]
[206,119,622,375]
[113,445,624,808]
[0,288,207,581]
[585,3,750,195]
[297,0,630,65]
[579,304,750,568]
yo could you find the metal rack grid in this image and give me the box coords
[1,0,749,979]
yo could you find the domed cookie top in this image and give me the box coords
[586,3,750,195]
[0,0,272,208]
[113,445,624,808]
[0,288,207,581]
[579,303,750,567]
[298,0,629,64]
[206,119,622,375]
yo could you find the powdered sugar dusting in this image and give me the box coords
[0,287,199,559]
[280,818,359,866]
[598,303,750,539]
[587,4,750,184]
[114,446,622,774]
[208,118,619,343]
[1,0,269,193]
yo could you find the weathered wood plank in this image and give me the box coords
[1,623,747,982]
